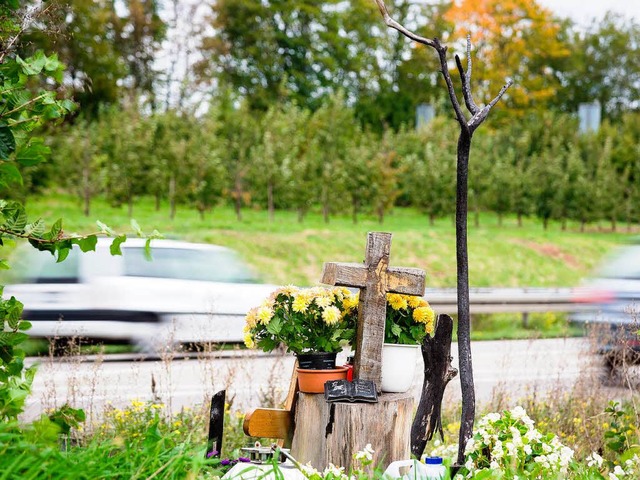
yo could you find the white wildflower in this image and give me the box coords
[510,406,527,420]
[587,452,604,468]
[353,444,374,462]
[323,463,345,478]
[300,462,319,477]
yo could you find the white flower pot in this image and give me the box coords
[381,343,419,393]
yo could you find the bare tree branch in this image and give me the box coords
[463,36,480,114]
[374,0,468,130]
[0,3,55,64]
[374,0,436,48]
[455,37,480,116]
[468,79,513,132]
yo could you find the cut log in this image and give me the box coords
[291,391,414,471]
[410,314,458,458]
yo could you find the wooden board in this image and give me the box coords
[243,408,293,439]
[243,361,298,447]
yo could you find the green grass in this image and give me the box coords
[10,192,638,345]
[22,193,635,288]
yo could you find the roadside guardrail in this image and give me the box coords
[426,287,587,315]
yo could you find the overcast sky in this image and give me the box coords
[537,0,639,25]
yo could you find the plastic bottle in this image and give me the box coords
[423,456,446,480]
[383,459,427,479]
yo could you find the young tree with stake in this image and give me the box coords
[374,0,512,465]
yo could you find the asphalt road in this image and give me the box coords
[21,337,620,423]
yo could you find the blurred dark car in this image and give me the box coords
[4,239,276,351]
[571,243,640,364]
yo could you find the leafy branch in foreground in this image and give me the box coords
[0,4,162,421]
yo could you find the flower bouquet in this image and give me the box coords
[243,285,358,355]
[384,293,436,345]
[244,285,359,392]
[367,292,435,392]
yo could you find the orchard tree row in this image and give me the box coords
[31,96,640,231]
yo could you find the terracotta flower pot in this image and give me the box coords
[296,366,349,393]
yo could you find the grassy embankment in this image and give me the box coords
[18,192,638,343]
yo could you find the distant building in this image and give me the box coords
[416,103,435,130]
[578,101,601,133]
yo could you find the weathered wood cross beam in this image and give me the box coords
[322,232,426,389]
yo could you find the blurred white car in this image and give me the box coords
[4,239,276,351]
[571,242,640,361]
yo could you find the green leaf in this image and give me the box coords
[16,138,50,166]
[43,53,62,73]
[76,235,97,253]
[16,52,46,76]
[0,332,28,346]
[266,317,282,335]
[110,235,126,255]
[0,259,10,270]
[0,125,16,160]
[18,320,32,331]
[56,247,70,263]
[4,297,23,330]
[3,204,27,233]
[131,219,143,236]
[390,323,402,337]
[96,220,116,236]
[60,99,77,113]
[49,219,63,239]
[23,219,45,237]
[144,238,152,261]
[0,163,23,186]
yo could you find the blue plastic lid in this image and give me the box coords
[425,457,443,465]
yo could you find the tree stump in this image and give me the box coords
[291,392,414,471]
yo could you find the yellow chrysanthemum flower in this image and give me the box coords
[333,287,352,301]
[425,317,435,335]
[413,306,435,325]
[408,295,423,308]
[278,284,299,296]
[261,298,275,309]
[343,293,359,311]
[257,305,273,325]
[388,293,408,311]
[322,306,341,325]
[243,332,255,349]
[245,308,258,328]
[292,294,309,313]
[315,294,332,308]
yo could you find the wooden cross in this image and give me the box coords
[322,232,426,388]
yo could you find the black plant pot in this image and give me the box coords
[296,351,337,370]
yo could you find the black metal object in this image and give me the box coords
[206,390,225,459]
